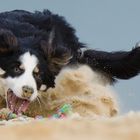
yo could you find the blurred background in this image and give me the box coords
[0,0,140,113]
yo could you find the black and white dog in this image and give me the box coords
[0,10,140,114]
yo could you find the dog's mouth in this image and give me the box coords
[7,89,30,115]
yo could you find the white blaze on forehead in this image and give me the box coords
[5,52,39,101]
[19,52,38,73]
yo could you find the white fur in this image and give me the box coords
[5,52,38,101]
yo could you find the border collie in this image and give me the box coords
[0,10,140,114]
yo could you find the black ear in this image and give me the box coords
[41,39,72,74]
[0,29,18,54]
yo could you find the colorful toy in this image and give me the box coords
[35,104,72,119]
[51,104,72,119]
[0,108,17,120]
[0,104,73,121]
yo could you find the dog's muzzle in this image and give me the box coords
[7,89,30,115]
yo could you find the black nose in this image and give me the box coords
[22,85,34,99]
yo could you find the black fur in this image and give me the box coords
[79,46,140,83]
[0,9,140,87]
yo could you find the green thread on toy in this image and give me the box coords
[59,104,72,114]
[51,104,72,119]
[7,112,17,119]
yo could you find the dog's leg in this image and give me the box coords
[78,44,140,83]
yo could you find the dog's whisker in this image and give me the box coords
[36,96,43,111]
[38,94,48,108]
[37,96,45,107]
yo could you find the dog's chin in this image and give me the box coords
[7,89,30,115]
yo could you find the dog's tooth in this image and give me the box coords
[18,107,22,111]
[9,104,13,112]
[10,104,13,108]
[22,101,30,112]
[22,101,25,105]
[16,106,22,115]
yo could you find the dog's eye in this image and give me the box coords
[33,66,41,79]
[14,67,23,74]
[33,72,41,79]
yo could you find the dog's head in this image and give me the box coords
[0,29,48,114]
[0,28,73,114]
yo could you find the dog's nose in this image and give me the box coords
[22,85,34,99]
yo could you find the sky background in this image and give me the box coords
[0,0,140,113]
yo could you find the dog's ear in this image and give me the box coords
[0,29,18,54]
[41,39,72,74]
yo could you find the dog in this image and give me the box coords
[0,10,140,115]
